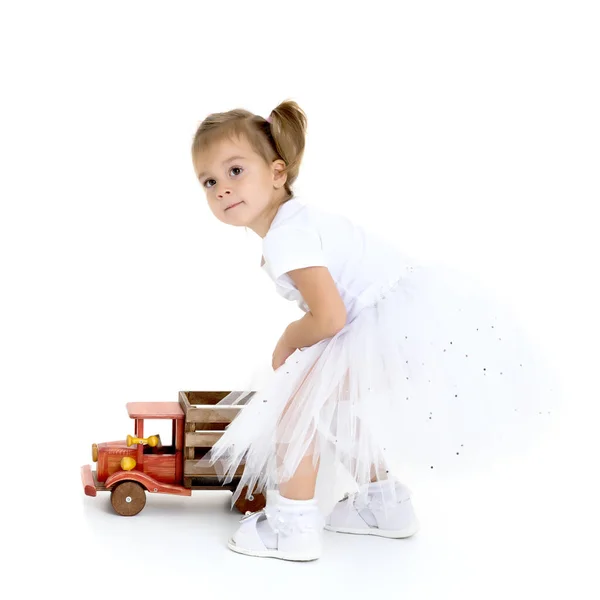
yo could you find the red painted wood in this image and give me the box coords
[80,464,97,496]
[136,420,144,468]
[143,454,177,484]
[175,418,183,484]
[105,470,192,497]
[95,441,136,482]
[126,402,184,419]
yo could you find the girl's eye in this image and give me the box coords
[204,166,243,189]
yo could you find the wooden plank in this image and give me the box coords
[183,475,243,489]
[186,485,237,491]
[180,390,256,407]
[186,406,242,424]
[185,431,224,447]
[183,476,238,490]
[186,391,234,404]
[178,390,191,419]
[184,459,245,477]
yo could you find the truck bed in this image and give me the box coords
[178,390,256,490]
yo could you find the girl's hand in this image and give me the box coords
[272,332,297,371]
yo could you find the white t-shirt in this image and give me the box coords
[261,196,417,322]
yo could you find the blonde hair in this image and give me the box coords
[191,99,308,202]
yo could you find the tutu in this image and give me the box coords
[206,261,563,509]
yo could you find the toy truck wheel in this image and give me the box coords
[110,481,146,516]
[233,486,266,514]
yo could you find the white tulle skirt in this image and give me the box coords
[206,261,563,509]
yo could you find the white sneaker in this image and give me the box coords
[325,478,420,538]
[227,491,325,561]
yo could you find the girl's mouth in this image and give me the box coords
[225,201,244,211]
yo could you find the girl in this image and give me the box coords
[190,100,562,562]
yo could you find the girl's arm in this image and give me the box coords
[282,266,347,349]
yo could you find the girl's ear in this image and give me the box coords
[272,159,288,188]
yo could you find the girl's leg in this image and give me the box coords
[279,451,320,500]
[275,363,389,498]
[370,460,388,482]
[276,401,321,500]
[276,435,386,499]
[276,357,323,501]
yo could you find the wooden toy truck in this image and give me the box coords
[81,391,266,516]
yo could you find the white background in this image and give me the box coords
[1,1,598,598]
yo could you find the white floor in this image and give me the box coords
[7,403,595,600]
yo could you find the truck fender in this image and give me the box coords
[105,470,192,496]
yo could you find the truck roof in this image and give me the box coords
[126,402,184,419]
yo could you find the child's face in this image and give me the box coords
[194,135,286,231]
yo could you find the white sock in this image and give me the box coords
[256,493,318,548]
[278,494,318,506]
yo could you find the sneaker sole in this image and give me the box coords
[227,538,321,561]
[324,519,420,539]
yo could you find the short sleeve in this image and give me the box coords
[263,225,327,281]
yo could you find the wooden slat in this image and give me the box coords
[180,390,256,406]
[183,474,243,490]
[186,406,242,424]
[179,391,243,423]
[178,390,191,417]
[186,391,238,404]
[184,459,245,477]
[179,390,236,408]
[185,431,224,446]
[183,482,237,491]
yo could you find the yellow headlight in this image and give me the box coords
[120,457,136,471]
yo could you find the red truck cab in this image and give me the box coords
[81,402,191,515]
